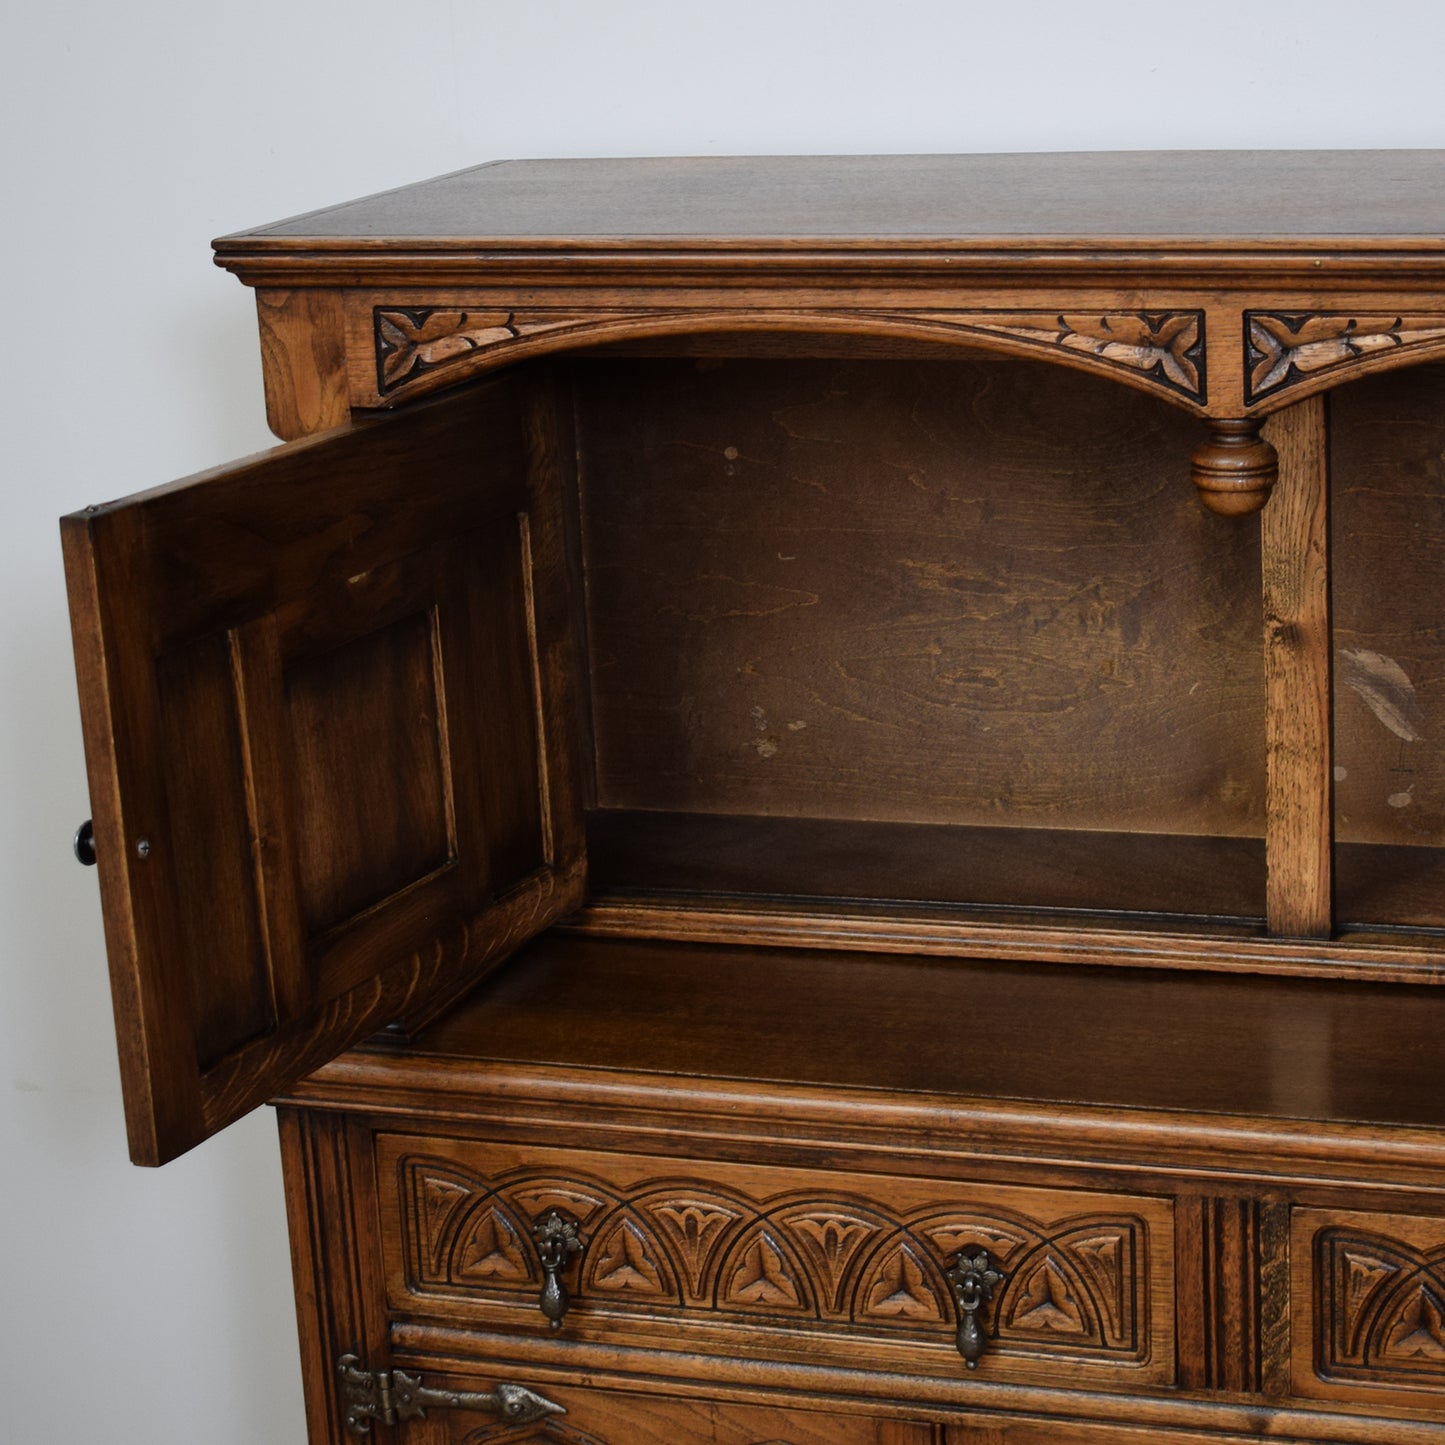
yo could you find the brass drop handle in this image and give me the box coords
[946,1248,1005,1368]
[532,1209,586,1329]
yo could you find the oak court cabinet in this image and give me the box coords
[62,153,1445,1443]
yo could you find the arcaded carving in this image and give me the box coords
[1246,311,1445,401]
[1317,1230,1445,1384]
[373,306,1206,404]
[401,1158,1148,1362]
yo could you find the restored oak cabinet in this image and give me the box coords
[64,154,1445,1443]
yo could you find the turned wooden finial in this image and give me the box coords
[1190,419,1278,515]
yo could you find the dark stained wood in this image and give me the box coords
[1332,364,1445,937]
[61,379,587,1164]
[576,357,1265,838]
[1336,842,1445,930]
[401,933,1445,1134]
[217,153,1445,247]
[1261,397,1333,937]
[588,809,1266,922]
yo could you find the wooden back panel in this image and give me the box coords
[576,357,1264,839]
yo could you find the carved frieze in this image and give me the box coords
[1246,311,1445,402]
[1317,1230,1445,1385]
[400,1157,1149,1362]
[373,305,1206,405]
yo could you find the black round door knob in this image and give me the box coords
[73,819,96,866]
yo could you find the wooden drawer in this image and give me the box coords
[375,1133,1175,1393]
[1291,1205,1445,1413]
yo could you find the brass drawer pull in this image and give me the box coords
[947,1248,1006,1368]
[533,1208,586,1328]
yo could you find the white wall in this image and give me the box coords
[3,3,1444,1440]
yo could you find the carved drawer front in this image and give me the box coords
[1291,1206,1445,1412]
[375,1134,1175,1392]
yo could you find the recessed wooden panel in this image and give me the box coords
[576,358,1264,839]
[62,379,588,1164]
[286,608,453,937]
[1332,364,1445,928]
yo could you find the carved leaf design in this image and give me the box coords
[372,305,1206,403]
[643,1196,744,1298]
[1383,1286,1445,1362]
[417,1170,476,1273]
[507,1183,613,1227]
[856,1241,947,1323]
[923,1222,1029,1260]
[453,1204,535,1285]
[721,1227,808,1312]
[1006,1256,1088,1336]
[901,309,1204,400]
[586,1216,675,1299]
[377,308,520,389]
[397,1156,1149,1363]
[1319,1231,1445,1384]
[1344,1249,1401,1323]
[1056,1227,1133,1344]
[1247,312,1445,400]
[779,1208,883,1312]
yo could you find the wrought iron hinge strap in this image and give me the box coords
[338,1354,565,1435]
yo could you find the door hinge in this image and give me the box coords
[338,1354,565,1435]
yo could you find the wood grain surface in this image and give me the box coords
[576,357,1264,838]
[405,933,1445,1133]
[219,153,1445,245]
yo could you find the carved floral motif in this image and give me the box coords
[373,306,1206,404]
[401,1158,1147,1360]
[1318,1231,1445,1383]
[1246,312,1445,401]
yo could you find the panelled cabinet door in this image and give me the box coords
[62,378,586,1165]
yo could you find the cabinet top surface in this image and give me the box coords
[217,151,1445,253]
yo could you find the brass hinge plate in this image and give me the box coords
[338,1354,565,1435]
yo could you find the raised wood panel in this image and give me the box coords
[576,357,1264,839]
[375,1135,1175,1393]
[1292,1206,1445,1413]
[62,379,587,1164]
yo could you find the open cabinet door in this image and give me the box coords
[62,377,587,1165]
